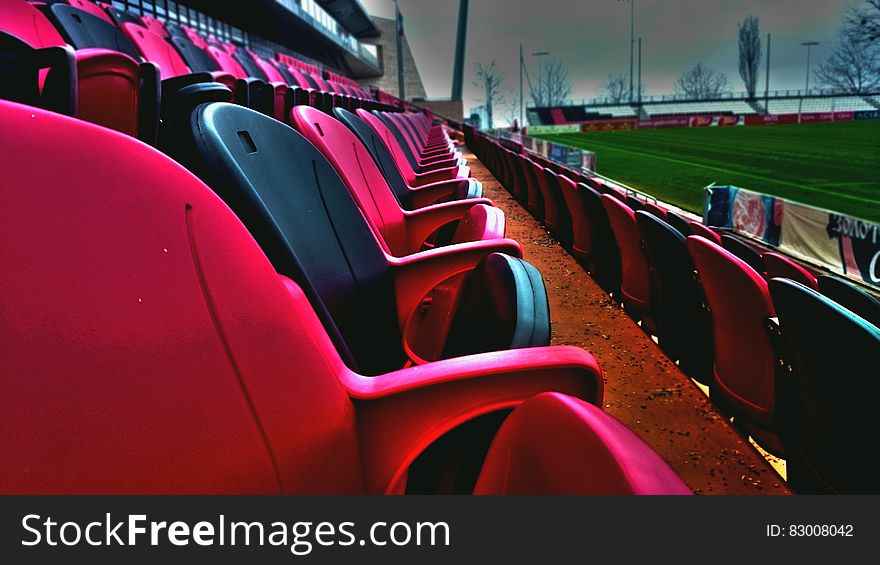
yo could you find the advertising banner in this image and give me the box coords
[855,110,880,120]
[689,115,745,127]
[581,119,637,132]
[637,116,690,129]
[524,124,581,135]
[705,185,880,289]
[744,113,800,125]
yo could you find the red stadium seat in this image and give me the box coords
[687,235,786,455]
[0,98,607,494]
[67,0,114,25]
[356,108,471,189]
[474,393,691,495]
[173,103,542,374]
[762,252,818,290]
[688,221,722,245]
[120,22,191,78]
[602,194,654,326]
[335,108,482,209]
[293,106,496,256]
[0,0,158,141]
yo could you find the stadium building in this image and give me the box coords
[0,0,878,501]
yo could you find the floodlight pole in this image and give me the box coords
[629,0,634,102]
[802,41,819,93]
[764,33,771,112]
[637,37,642,106]
[519,44,524,126]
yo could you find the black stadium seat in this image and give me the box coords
[817,275,880,328]
[169,35,220,73]
[173,103,548,374]
[46,4,141,60]
[769,278,880,493]
[635,211,713,383]
[721,233,766,275]
[333,107,481,209]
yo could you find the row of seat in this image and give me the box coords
[0,19,695,493]
[467,125,880,494]
[0,0,392,146]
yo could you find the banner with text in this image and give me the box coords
[704,185,880,288]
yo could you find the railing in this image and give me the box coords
[574,89,880,108]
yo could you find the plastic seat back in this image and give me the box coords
[207,44,248,79]
[636,211,712,380]
[557,175,594,262]
[817,275,880,328]
[664,210,693,237]
[769,278,880,493]
[0,99,363,494]
[576,182,621,293]
[0,0,67,49]
[687,235,777,428]
[48,4,140,60]
[170,35,219,72]
[688,221,721,245]
[542,168,572,247]
[121,22,190,78]
[475,393,691,495]
[294,105,409,254]
[602,194,651,316]
[183,102,405,376]
[336,107,415,207]
[721,234,765,275]
[67,0,113,24]
[763,252,817,290]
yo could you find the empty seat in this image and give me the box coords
[664,211,693,237]
[721,234,766,275]
[817,275,880,328]
[120,22,191,79]
[175,103,544,376]
[67,0,114,25]
[636,212,713,382]
[335,108,481,209]
[474,393,691,495]
[687,236,785,455]
[0,98,607,494]
[355,108,469,187]
[688,221,722,245]
[539,168,572,247]
[46,4,140,60]
[762,252,818,290]
[769,278,880,493]
[0,0,158,141]
[293,106,495,256]
[602,195,653,325]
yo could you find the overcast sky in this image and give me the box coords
[362,0,857,117]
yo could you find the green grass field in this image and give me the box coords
[536,121,880,223]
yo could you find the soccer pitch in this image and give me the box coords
[535,121,880,223]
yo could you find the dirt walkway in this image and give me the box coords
[466,151,789,495]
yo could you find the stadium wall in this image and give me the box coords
[524,110,880,135]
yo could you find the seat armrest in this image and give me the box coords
[402,199,499,251]
[408,178,486,209]
[388,238,523,328]
[411,165,469,187]
[338,346,604,493]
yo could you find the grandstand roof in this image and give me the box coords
[318,0,382,39]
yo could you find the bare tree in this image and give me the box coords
[674,63,729,99]
[598,74,645,103]
[737,15,762,98]
[814,31,880,93]
[472,61,504,129]
[529,60,573,107]
[846,0,880,45]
